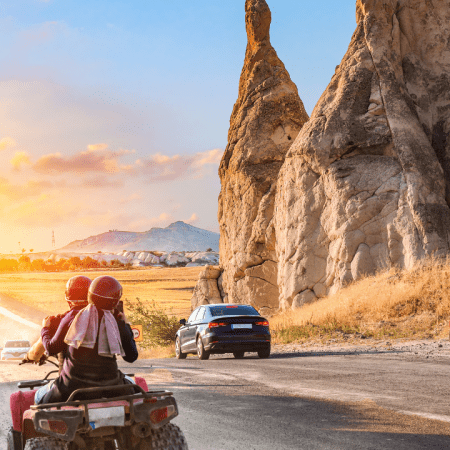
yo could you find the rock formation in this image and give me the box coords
[274,0,450,309]
[191,266,223,309]
[217,0,309,314]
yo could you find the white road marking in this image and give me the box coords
[0,305,40,330]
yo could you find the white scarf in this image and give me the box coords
[64,304,125,357]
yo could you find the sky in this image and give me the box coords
[0,0,356,253]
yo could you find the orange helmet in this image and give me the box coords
[65,276,92,308]
[88,276,122,310]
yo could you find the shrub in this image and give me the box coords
[19,255,31,264]
[125,298,180,349]
[31,259,45,271]
[68,257,82,268]
[0,258,18,272]
[81,256,100,269]
[110,259,125,268]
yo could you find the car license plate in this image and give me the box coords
[232,324,252,329]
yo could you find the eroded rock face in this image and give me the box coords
[275,0,450,309]
[190,266,223,310]
[218,0,308,314]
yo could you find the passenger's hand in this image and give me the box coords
[20,354,33,365]
[114,311,126,322]
[42,316,54,328]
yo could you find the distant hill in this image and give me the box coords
[58,221,220,253]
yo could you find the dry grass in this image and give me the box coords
[137,344,176,359]
[271,259,450,344]
[0,267,202,319]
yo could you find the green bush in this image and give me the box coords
[125,298,180,349]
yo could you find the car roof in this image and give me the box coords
[204,303,253,307]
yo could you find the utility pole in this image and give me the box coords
[52,231,55,249]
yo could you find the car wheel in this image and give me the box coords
[196,337,210,360]
[258,346,271,359]
[175,338,187,359]
[233,351,245,359]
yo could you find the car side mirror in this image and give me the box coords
[180,319,186,326]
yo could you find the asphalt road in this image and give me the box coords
[1,351,450,450]
[1,294,449,449]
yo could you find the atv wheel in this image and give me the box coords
[24,437,67,450]
[233,351,245,359]
[7,427,21,450]
[137,423,188,449]
[196,337,210,360]
[175,338,187,359]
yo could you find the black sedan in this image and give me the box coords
[175,303,271,360]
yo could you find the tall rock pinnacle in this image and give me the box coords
[218,0,309,314]
[274,0,450,310]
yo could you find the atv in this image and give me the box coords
[7,360,188,449]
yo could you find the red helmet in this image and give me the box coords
[88,276,123,310]
[65,276,92,308]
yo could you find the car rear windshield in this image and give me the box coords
[5,341,30,348]
[210,305,259,317]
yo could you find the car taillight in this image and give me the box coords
[209,322,227,328]
[255,321,269,326]
[150,405,176,424]
[226,306,238,308]
[39,419,68,435]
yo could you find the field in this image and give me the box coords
[271,259,450,344]
[3,261,450,355]
[0,266,202,319]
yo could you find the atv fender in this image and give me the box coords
[10,390,37,432]
[23,410,45,443]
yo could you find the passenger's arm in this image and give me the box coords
[116,317,138,363]
[41,311,74,356]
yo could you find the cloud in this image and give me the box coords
[87,143,109,152]
[33,146,134,175]
[4,194,81,227]
[138,148,224,183]
[119,192,142,204]
[80,176,124,189]
[10,151,31,171]
[0,137,17,151]
[192,148,223,167]
[31,146,223,183]
[185,213,199,224]
[0,177,53,201]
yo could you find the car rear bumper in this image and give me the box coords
[204,334,271,353]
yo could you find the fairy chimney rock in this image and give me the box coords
[274,0,450,310]
[217,0,309,314]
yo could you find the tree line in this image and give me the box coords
[0,255,131,273]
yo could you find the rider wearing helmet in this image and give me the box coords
[36,275,138,405]
[65,275,92,308]
[22,275,92,365]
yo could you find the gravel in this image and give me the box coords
[271,338,450,360]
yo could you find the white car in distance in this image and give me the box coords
[1,340,30,361]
